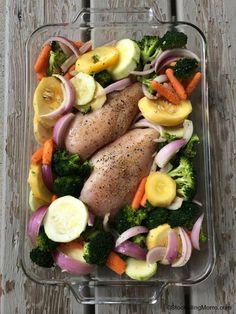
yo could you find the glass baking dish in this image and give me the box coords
[19,0,216,304]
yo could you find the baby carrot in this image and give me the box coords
[34,44,51,74]
[31,147,43,164]
[165,68,187,100]
[59,241,84,251]
[186,72,202,95]
[140,193,147,207]
[51,194,57,202]
[74,40,83,48]
[106,252,126,275]
[64,64,75,80]
[42,138,54,165]
[131,177,147,210]
[37,72,46,81]
[151,80,180,105]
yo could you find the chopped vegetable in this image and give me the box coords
[173,58,199,79]
[151,80,180,105]
[125,257,157,280]
[131,177,147,209]
[51,194,57,202]
[159,30,187,51]
[106,251,126,275]
[132,234,147,248]
[36,226,59,251]
[30,247,54,268]
[83,231,114,265]
[186,71,202,95]
[165,68,187,100]
[144,207,169,229]
[53,176,83,197]
[115,205,147,234]
[137,35,160,64]
[93,70,113,87]
[181,134,200,158]
[42,139,54,165]
[34,44,51,74]
[48,44,67,75]
[168,157,196,201]
[31,147,43,164]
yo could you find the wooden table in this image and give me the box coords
[0,0,235,313]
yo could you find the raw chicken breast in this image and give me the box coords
[65,83,143,160]
[80,128,158,218]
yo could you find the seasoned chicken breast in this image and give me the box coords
[65,83,143,160]
[80,128,158,218]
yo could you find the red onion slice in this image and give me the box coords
[172,227,192,267]
[102,77,133,95]
[153,74,168,84]
[155,139,186,168]
[132,118,163,134]
[58,42,73,56]
[159,162,173,173]
[154,49,200,73]
[41,75,75,120]
[163,230,178,263]
[53,113,75,148]
[146,247,166,264]
[88,212,95,227]
[115,226,148,247]
[79,40,93,54]
[41,164,54,192]
[103,40,117,47]
[115,240,147,260]
[130,68,155,76]
[192,200,203,207]
[191,213,204,250]
[183,119,193,143]
[44,36,80,57]
[61,54,77,73]
[167,196,184,210]
[27,205,48,246]
[53,250,95,275]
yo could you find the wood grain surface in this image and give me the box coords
[0,0,235,313]
[177,1,236,313]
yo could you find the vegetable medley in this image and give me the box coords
[28,29,205,281]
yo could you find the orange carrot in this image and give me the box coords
[106,252,126,275]
[51,194,57,202]
[34,44,51,74]
[186,72,202,95]
[140,193,147,207]
[64,64,75,80]
[37,72,46,81]
[64,72,73,80]
[74,40,83,48]
[42,138,54,165]
[165,68,187,100]
[31,147,43,164]
[151,80,180,106]
[59,241,84,251]
[131,177,147,209]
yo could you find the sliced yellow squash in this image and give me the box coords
[138,97,192,127]
[75,46,119,74]
[33,114,53,145]
[145,172,176,207]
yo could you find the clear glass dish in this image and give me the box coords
[19,1,216,304]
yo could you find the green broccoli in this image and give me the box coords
[36,227,59,252]
[168,157,196,201]
[144,207,169,229]
[173,58,199,79]
[53,149,93,177]
[137,72,157,95]
[132,234,147,248]
[199,228,207,243]
[137,35,160,64]
[83,231,114,265]
[53,176,84,197]
[81,217,103,241]
[30,247,54,268]
[47,42,67,75]
[93,70,113,87]
[181,134,200,159]
[115,205,147,234]
[167,201,201,229]
[159,30,187,51]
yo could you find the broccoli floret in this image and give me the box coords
[93,70,113,87]
[159,30,187,51]
[47,42,67,75]
[144,207,169,229]
[168,157,196,200]
[115,205,147,234]
[83,231,114,265]
[36,227,59,252]
[30,247,54,268]
[53,176,84,197]
[137,35,160,64]
[81,217,103,241]
[52,149,93,177]
[132,234,147,248]
[199,228,207,243]
[173,58,199,79]
[137,73,157,95]
[181,134,200,159]
[167,201,201,229]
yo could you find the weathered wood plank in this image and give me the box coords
[177,0,236,313]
